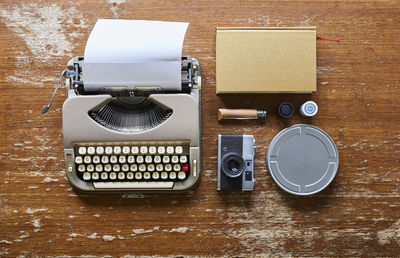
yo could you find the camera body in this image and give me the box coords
[217,134,255,191]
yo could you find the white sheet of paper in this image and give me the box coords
[83,19,189,91]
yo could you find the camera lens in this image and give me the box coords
[228,160,240,172]
[221,154,245,177]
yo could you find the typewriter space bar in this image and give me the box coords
[93,182,174,189]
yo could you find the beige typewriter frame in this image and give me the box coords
[63,57,201,193]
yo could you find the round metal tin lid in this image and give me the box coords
[267,124,339,196]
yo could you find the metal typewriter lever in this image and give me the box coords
[42,69,77,114]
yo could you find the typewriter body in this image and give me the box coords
[62,56,201,193]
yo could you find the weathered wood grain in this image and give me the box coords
[1,0,400,256]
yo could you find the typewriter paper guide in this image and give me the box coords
[83,19,189,91]
[216,27,316,93]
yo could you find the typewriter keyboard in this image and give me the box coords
[73,142,191,186]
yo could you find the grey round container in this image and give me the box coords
[267,124,339,196]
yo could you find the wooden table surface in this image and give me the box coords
[1,0,400,256]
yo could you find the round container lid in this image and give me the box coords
[278,102,294,118]
[300,101,318,117]
[267,124,339,196]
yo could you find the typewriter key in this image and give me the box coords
[145,155,152,163]
[167,146,174,154]
[178,172,186,180]
[131,146,139,154]
[110,156,118,163]
[149,146,157,154]
[93,156,100,164]
[84,156,91,164]
[75,156,83,164]
[95,164,103,172]
[175,146,183,154]
[122,146,130,154]
[83,172,91,180]
[127,156,135,163]
[136,156,144,163]
[152,172,160,179]
[169,172,177,179]
[105,146,113,154]
[78,165,85,172]
[78,147,86,155]
[180,156,187,163]
[171,156,179,163]
[147,164,155,172]
[92,172,99,180]
[113,164,120,172]
[144,172,151,179]
[139,164,146,172]
[101,172,108,180]
[96,146,104,154]
[154,156,161,163]
[163,156,170,163]
[140,146,148,154]
[88,147,95,155]
[157,146,165,154]
[119,156,126,163]
[101,156,109,164]
[130,164,137,172]
[113,146,121,154]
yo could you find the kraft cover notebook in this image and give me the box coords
[216,27,316,93]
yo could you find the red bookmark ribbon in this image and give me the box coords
[316,35,340,42]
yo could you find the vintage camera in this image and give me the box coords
[217,134,255,191]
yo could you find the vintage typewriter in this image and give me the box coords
[43,20,201,193]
